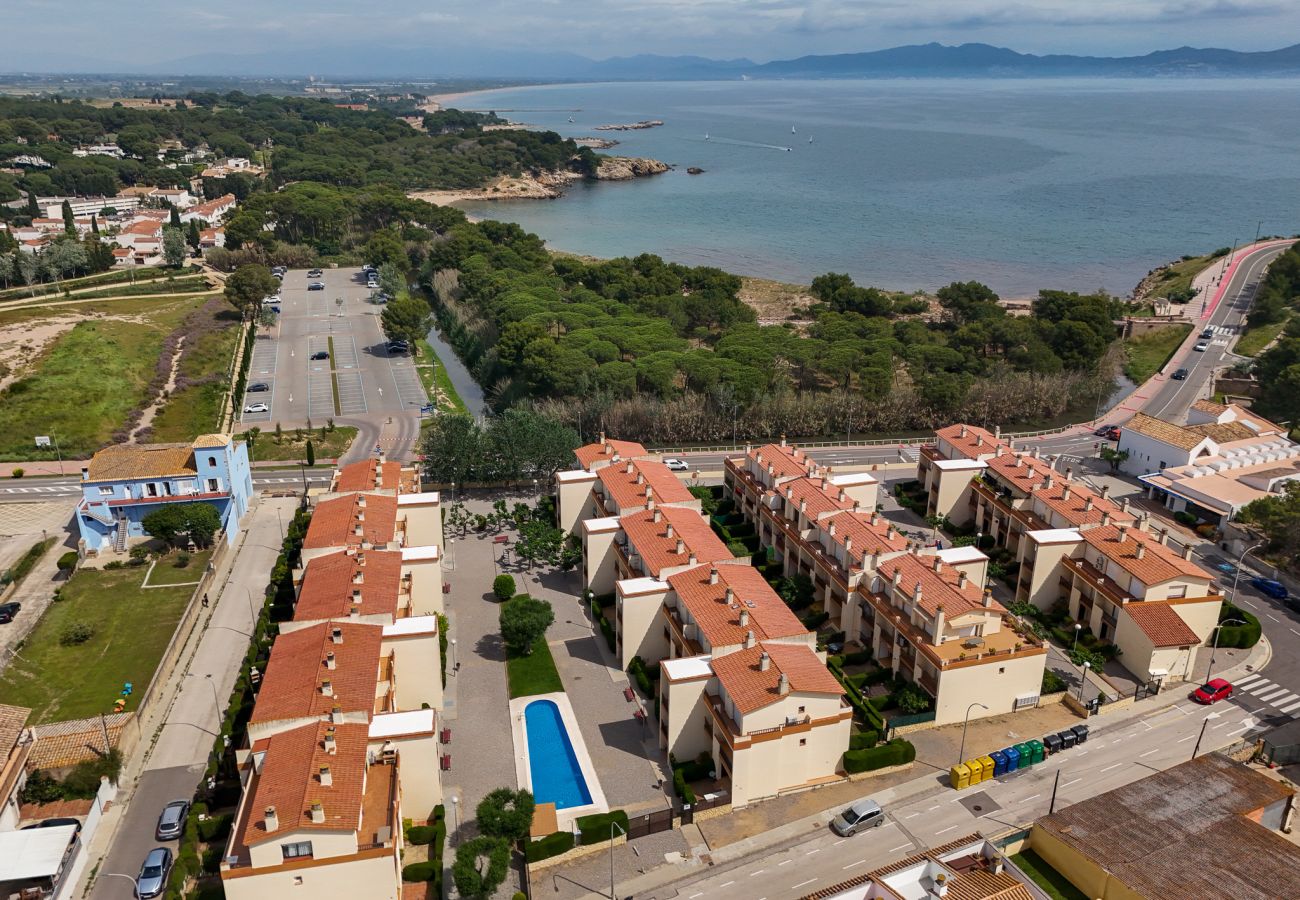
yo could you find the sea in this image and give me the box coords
[453,78,1300,297]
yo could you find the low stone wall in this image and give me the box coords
[1038,691,1069,708]
[691,801,732,823]
[891,719,938,738]
[847,761,914,783]
[526,833,626,871]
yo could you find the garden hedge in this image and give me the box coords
[525,830,574,862]
[1216,604,1262,649]
[849,729,880,750]
[575,809,630,845]
[843,739,915,774]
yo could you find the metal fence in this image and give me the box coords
[887,709,937,732]
[626,806,674,840]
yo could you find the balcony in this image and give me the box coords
[1062,555,1133,606]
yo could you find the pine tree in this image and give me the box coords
[186,218,201,249]
[26,192,39,219]
[169,205,181,228]
[90,214,99,236]
[61,199,76,235]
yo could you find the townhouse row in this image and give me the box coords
[220,457,445,900]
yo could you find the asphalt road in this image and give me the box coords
[0,468,332,499]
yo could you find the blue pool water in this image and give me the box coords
[524,699,593,810]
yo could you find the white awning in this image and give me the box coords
[0,824,77,880]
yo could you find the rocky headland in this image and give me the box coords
[408,156,671,205]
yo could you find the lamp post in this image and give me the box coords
[450,795,460,838]
[99,873,139,896]
[450,638,457,671]
[957,702,989,765]
[608,819,626,900]
[1078,661,1091,701]
[244,587,260,625]
[1205,618,1246,684]
[1072,622,1082,653]
[1227,541,1266,608]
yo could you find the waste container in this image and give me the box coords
[977,755,996,781]
[966,756,986,784]
[1016,742,1033,769]
[1027,739,1045,764]
[990,750,1008,777]
[950,763,971,790]
[1071,723,1089,745]
[1043,733,1063,755]
[1003,746,1021,772]
[1058,729,1077,750]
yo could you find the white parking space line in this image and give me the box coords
[792,879,817,889]
[1139,748,1160,758]
[1235,673,1262,686]
[934,825,959,836]
[778,860,793,866]
[842,860,866,870]
[1062,778,1082,788]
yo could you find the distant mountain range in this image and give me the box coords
[31,41,1300,80]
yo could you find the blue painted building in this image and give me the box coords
[76,434,254,554]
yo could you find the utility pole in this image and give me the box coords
[1191,717,1211,759]
[1049,769,1061,814]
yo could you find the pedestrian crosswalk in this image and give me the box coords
[1232,673,1300,718]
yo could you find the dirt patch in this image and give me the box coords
[0,319,80,390]
[738,276,815,325]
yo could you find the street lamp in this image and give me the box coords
[608,819,626,900]
[1227,541,1266,608]
[99,873,139,896]
[1205,618,1246,684]
[1078,661,1091,701]
[957,702,989,765]
[450,638,457,672]
[1072,622,1082,653]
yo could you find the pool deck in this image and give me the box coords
[510,691,609,831]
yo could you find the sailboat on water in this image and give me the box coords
[808,136,814,144]
[791,126,797,134]
[567,116,574,123]
[704,133,710,141]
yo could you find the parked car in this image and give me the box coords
[830,798,885,836]
[1093,424,1117,437]
[1192,678,1233,705]
[1171,368,1189,380]
[386,341,409,354]
[155,800,189,841]
[1194,341,1209,352]
[1200,328,1215,339]
[308,281,325,291]
[246,382,270,393]
[367,279,380,289]
[243,402,269,414]
[137,848,173,899]
[310,350,329,361]
[307,268,323,277]
[0,601,21,624]
[1250,577,1289,600]
[20,817,81,836]
[663,458,689,472]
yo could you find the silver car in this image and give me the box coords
[137,847,172,898]
[830,798,884,836]
[155,799,189,841]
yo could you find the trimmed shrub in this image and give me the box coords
[493,573,516,601]
[526,830,574,862]
[406,824,436,844]
[1173,510,1197,527]
[575,809,630,845]
[1216,604,1262,649]
[842,648,873,666]
[403,861,438,882]
[476,787,535,841]
[849,729,879,750]
[843,739,915,774]
[627,656,657,697]
[1042,669,1068,695]
[452,836,510,898]
[592,599,616,652]
[802,610,830,630]
[672,768,696,804]
[10,468,23,478]
[56,551,79,572]
[59,622,95,646]
[197,813,233,843]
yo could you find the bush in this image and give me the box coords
[627,656,656,697]
[56,551,78,572]
[476,787,535,841]
[891,682,933,714]
[843,739,915,774]
[849,729,879,750]
[673,752,714,783]
[452,836,510,899]
[59,622,95,646]
[1173,510,1198,526]
[672,768,695,804]
[175,551,191,568]
[726,539,749,557]
[592,599,616,653]
[10,468,23,478]
[492,573,516,601]
[196,813,233,843]
[1216,604,1262,649]
[403,861,438,882]
[1042,669,1068,695]
[575,809,630,845]
[500,595,555,656]
[802,610,830,630]
[525,831,574,862]
[842,648,873,666]
[104,560,124,570]
[406,824,436,844]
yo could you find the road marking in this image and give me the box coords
[792,879,817,889]
[1277,698,1300,714]
[1255,687,1288,702]
[1062,778,1082,788]
[1177,734,1195,743]
[1212,719,1232,729]
[903,813,920,819]
[842,860,867,870]
[927,805,940,811]
[1240,599,1257,609]
[719,881,735,888]
[1236,673,1262,686]
[934,825,959,836]
[1139,748,1160,758]
[1290,629,1300,637]
[1021,794,1041,802]
[806,848,821,855]
[1101,763,1124,773]
[833,839,846,845]
[778,860,793,866]
[889,844,911,853]
[1076,750,1088,757]
[751,870,766,876]
[1266,613,1280,622]
[689,893,703,898]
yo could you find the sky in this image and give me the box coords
[1,0,1295,71]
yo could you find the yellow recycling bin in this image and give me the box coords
[950,763,971,790]
[966,757,985,784]
[977,755,996,783]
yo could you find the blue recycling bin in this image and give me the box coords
[990,750,1009,777]
[1003,745,1021,771]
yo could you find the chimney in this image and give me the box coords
[325,651,336,670]
[786,487,794,500]
[744,630,756,649]
[709,567,719,585]
[994,425,1002,439]
[646,497,655,511]
[829,521,837,537]
[868,551,880,571]
[1122,497,1132,513]
[1181,544,1194,561]
[665,522,675,539]
[739,609,750,626]
[799,499,807,514]
[1033,447,1041,459]
[780,433,788,447]
[310,801,325,824]
[871,511,881,527]
[351,588,362,601]
[852,500,861,513]
[626,460,634,474]
[653,508,662,523]
[320,679,333,696]
[976,434,984,447]
[725,587,735,605]
[354,524,364,537]
[982,589,993,608]
[331,626,343,644]
[1118,525,1129,542]
[1065,466,1073,479]
[845,537,853,553]
[778,672,790,695]
[1062,485,1071,501]
[357,495,367,509]
[636,471,645,485]
[688,552,697,565]
[959,424,968,437]
[892,569,902,588]
[838,488,847,503]
[330,707,343,725]
[599,430,606,445]
[644,485,653,500]
[913,581,924,604]
[1085,497,1094,512]
[263,806,279,832]
[1158,527,1169,545]
[932,556,943,573]
[1101,511,1112,527]
[1101,485,1111,500]
[958,571,968,589]
[996,445,1005,458]
[675,539,685,555]
[319,765,332,786]
[1135,543,1146,560]
[759,650,770,670]
[1044,474,1054,490]
[324,727,337,753]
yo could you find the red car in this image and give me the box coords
[1192,678,1233,705]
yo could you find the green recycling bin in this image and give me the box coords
[1027,739,1045,765]
[1015,742,1033,770]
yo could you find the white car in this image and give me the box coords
[366,279,380,289]
[265,294,282,304]
[663,458,689,472]
[1193,341,1209,352]
[243,402,269,414]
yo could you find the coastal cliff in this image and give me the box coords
[408,156,670,205]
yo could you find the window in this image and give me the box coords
[293,877,304,886]
[999,667,1006,674]
[98,486,114,497]
[797,705,806,714]
[208,456,216,467]
[206,478,220,492]
[146,483,158,497]
[799,738,807,747]
[282,841,313,860]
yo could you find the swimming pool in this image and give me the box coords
[524,699,593,810]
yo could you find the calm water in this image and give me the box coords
[456,79,1300,296]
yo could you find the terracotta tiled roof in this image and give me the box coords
[712,642,843,714]
[620,506,732,577]
[334,459,402,493]
[250,622,383,725]
[597,459,694,510]
[192,433,231,449]
[1035,754,1300,900]
[1122,601,1200,648]
[0,704,30,754]
[820,510,908,559]
[779,476,852,519]
[244,721,369,843]
[748,443,813,480]
[27,713,131,770]
[574,439,647,470]
[1033,479,1134,529]
[1185,421,1258,443]
[85,443,195,481]
[935,423,1006,460]
[1190,399,1229,417]
[121,220,162,235]
[983,451,1056,495]
[877,553,1002,619]
[1122,413,1206,451]
[1081,524,1210,585]
[801,834,988,900]
[667,564,807,648]
[304,493,398,550]
[294,549,403,622]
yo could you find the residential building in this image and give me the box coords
[199,226,226,249]
[75,435,253,554]
[573,434,650,472]
[182,193,237,225]
[1121,402,1300,526]
[300,490,443,565]
[862,550,1047,726]
[286,546,443,627]
[38,195,132,218]
[802,832,1043,900]
[660,642,852,808]
[0,704,33,832]
[558,455,698,535]
[148,187,196,209]
[201,157,265,178]
[581,503,738,595]
[1028,753,1299,900]
[72,144,124,158]
[321,457,424,500]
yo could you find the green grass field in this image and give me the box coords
[506,637,564,699]
[416,340,467,414]
[1123,324,1192,383]
[239,426,357,463]
[143,549,212,586]
[149,306,243,442]
[1234,313,1290,358]
[1009,850,1088,900]
[0,563,195,723]
[0,266,173,303]
[1144,251,1224,304]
